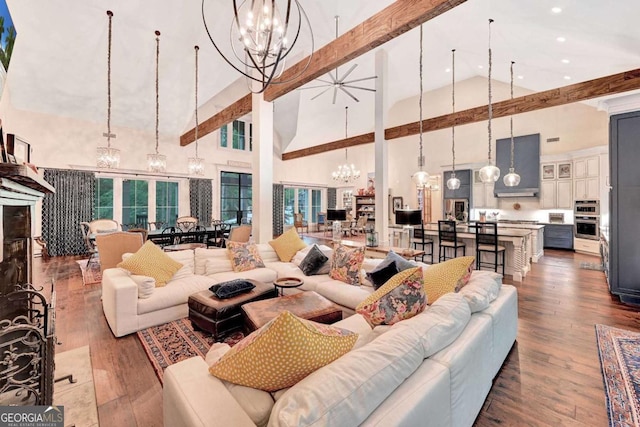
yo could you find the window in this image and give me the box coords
[284,187,324,226]
[311,189,322,225]
[95,178,114,219]
[220,120,252,151]
[122,179,149,227]
[220,172,252,224]
[156,181,179,225]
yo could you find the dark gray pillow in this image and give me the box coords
[366,261,399,290]
[209,279,255,299]
[370,250,417,275]
[299,244,329,276]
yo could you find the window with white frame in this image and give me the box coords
[220,120,252,151]
[95,177,114,219]
[284,187,325,226]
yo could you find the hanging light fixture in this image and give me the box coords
[202,0,313,94]
[411,25,430,189]
[331,106,360,184]
[503,61,521,187]
[188,45,205,176]
[97,10,120,169]
[446,49,461,190]
[478,19,501,183]
[148,30,166,173]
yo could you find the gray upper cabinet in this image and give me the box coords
[494,133,540,197]
[610,111,640,304]
[443,169,471,200]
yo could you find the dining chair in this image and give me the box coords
[95,231,144,273]
[317,212,326,233]
[80,221,99,267]
[181,225,207,244]
[412,222,434,264]
[475,222,505,274]
[353,215,368,234]
[88,218,120,234]
[176,216,198,232]
[293,213,309,234]
[153,226,179,247]
[438,220,466,262]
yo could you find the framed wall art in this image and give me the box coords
[542,164,555,180]
[558,163,572,179]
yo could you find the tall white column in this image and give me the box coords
[374,49,389,245]
[251,92,274,243]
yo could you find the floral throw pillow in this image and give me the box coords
[356,267,427,327]
[226,241,266,272]
[329,245,365,286]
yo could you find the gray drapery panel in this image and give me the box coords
[42,169,95,257]
[328,188,337,209]
[189,179,213,226]
[273,184,284,236]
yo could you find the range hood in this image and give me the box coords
[493,133,540,198]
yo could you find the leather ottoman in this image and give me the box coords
[242,291,343,332]
[188,279,276,341]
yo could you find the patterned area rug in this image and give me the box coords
[595,324,640,427]
[137,318,244,383]
[75,259,102,285]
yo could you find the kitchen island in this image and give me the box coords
[423,223,532,282]
[495,222,545,262]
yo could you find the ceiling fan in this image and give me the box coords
[299,16,377,104]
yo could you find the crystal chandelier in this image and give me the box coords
[503,61,521,187]
[97,10,120,169]
[332,106,360,184]
[478,19,501,183]
[202,0,313,93]
[447,49,461,190]
[411,25,430,189]
[188,45,205,176]
[148,30,166,173]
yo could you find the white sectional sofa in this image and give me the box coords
[163,278,518,427]
[101,243,377,337]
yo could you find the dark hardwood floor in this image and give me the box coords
[37,248,639,426]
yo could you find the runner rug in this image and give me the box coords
[137,318,244,383]
[595,324,640,427]
[75,259,102,285]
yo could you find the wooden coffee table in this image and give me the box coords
[242,291,342,332]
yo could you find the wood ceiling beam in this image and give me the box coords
[180,94,252,146]
[282,68,640,160]
[180,0,467,146]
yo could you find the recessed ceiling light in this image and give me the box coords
[445,68,451,73]
[551,7,562,14]
[478,65,484,69]
[556,36,566,42]
[564,75,571,80]
[561,59,570,64]
[517,75,524,80]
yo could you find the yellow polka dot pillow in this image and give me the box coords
[268,228,307,262]
[116,240,183,287]
[356,267,427,327]
[226,241,266,272]
[423,256,475,303]
[209,311,357,392]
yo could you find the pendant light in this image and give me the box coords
[97,10,120,169]
[478,19,501,183]
[503,61,521,187]
[188,45,205,176]
[331,106,360,184]
[446,49,460,190]
[411,24,429,189]
[148,30,166,173]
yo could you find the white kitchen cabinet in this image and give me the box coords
[540,177,573,209]
[540,162,573,208]
[574,156,599,179]
[472,172,498,209]
[574,156,600,200]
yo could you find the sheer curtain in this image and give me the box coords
[42,169,95,256]
[189,178,212,226]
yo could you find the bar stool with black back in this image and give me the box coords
[412,222,434,264]
[475,222,505,274]
[438,220,466,262]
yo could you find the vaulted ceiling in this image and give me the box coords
[6,0,640,149]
